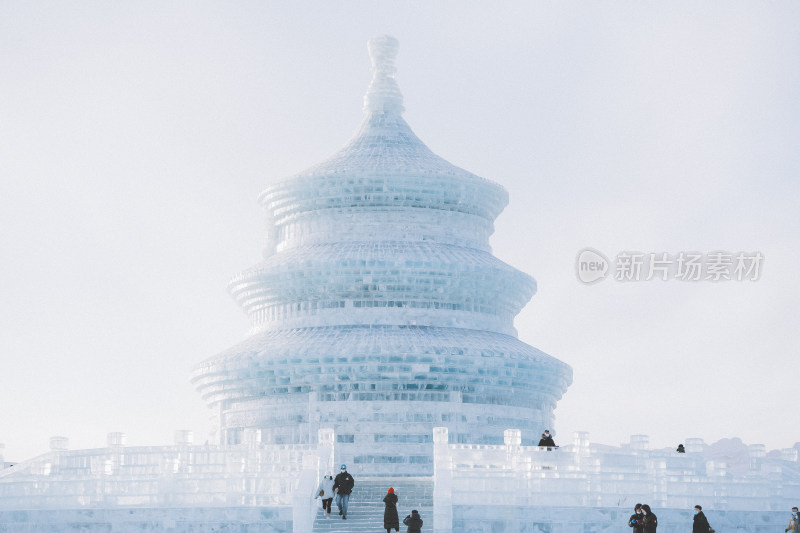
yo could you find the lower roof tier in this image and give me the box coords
[191,325,573,412]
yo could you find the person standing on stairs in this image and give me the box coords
[383,487,400,533]
[333,464,355,520]
[314,472,335,519]
[403,509,423,533]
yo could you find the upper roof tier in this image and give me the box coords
[257,36,509,253]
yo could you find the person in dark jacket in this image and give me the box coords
[333,464,355,520]
[537,430,556,448]
[641,504,657,533]
[693,505,711,533]
[677,444,686,453]
[383,487,400,532]
[403,509,423,533]
[628,503,644,533]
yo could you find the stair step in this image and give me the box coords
[312,477,432,532]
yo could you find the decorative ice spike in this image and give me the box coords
[364,35,404,114]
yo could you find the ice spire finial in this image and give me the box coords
[364,35,405,115]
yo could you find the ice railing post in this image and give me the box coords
[433,427,452,533]
[293,448,320,533]
[503,429,523,505]
[317,428,335,478]
[293,428,333,533]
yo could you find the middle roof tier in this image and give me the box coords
[230,241,536,336]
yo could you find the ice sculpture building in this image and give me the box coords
[2,36,798,533]
[190,35,572,474]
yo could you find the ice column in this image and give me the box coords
[433,427,453,533]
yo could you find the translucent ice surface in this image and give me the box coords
[0,35,796,533]
[191,36,572,474]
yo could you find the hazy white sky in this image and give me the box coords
[1,1,798,461]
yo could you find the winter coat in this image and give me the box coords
[403,510,423,533]
[383,493,399,530]
[538,434,556,447]
[787,515,799,533]
[642,512,657,533]
[333,471,355,495]
[693,511,710,533]
[628,512,644,533]
[315,477,335,500]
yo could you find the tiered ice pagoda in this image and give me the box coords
[1,36,798,533]
[190,35,573,474]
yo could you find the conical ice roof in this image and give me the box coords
[258,35,508,221]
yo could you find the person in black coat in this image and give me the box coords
[333,464,355,520]
[383,487,399,533]
[628,503,644,533]
[693,505,711,533]
[403,509,423,533]
[641,504,657,533]
[537,430,556,448]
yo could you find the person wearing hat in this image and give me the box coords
[403,509,423,533]
[641,504,657,533]
[314,472,335,519]
[693,505,711,533]
[383,487,399,533]
[537,430,557,449]
[628,503,644,533]
[333,464,355,520]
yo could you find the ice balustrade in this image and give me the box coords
[432,427,800,532]
[0,429,334,513]
[4,427,800,533]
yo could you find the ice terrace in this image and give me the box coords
[1,428,798,532]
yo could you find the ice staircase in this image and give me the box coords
[311,477,433,533]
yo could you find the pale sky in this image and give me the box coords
[1,1,798,462]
